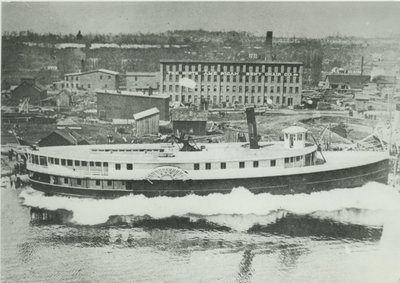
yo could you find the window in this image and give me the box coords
[55,158,59,165]
[285,158,290,164]
[108,75,111,79]
[61,159,66,166]
[115,164,121,170]
[221,162,226,169]
[127,164,133,170]
[39,156,46,166]
[67,159,73,166]
[253,161,259,168]
[90,161,94,167]
[270,160,276,167]
[96,180,101,186]
[82,161,87,166]
[205,163,211,170]
[64,177,68,184]
[298,134,302,140]
[296,156,301,161]
[77,179,82,185]
[239,162,245,168]
[194,163,200,170]
[107,180,112,186]
[75,160,80,166]
[100,75,103,80]
[96,162,101,167]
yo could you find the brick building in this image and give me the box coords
[126,72,159,93]
[64,69,119,91]
[160,60,303,108]
[96,90,170,121]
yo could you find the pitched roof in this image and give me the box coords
[133,107,160,120]
[96,90,169,99]
[33,82,47,92]
[326,74,371,89]
[52,129,77,144]
[126,72,159,77]
[49,129,89,145]
[13,80,47,93]
[171,108,208,121]
[64,69,119,77]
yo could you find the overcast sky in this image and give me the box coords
[2,2,400,38]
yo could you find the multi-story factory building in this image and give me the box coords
[160,60,303,108]
[64,69,119,91]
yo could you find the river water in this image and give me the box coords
[1,181,400,283]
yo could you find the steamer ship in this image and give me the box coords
[26,108,390,198]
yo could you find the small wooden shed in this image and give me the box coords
[133,107,160,136]
[171,108,208,136]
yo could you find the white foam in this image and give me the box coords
[19,182,400,228]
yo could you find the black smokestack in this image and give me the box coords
[361,56,364,76]
[246,107,259,149]
[81,59,85,72]
[265,31,273,61]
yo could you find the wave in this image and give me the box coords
[19,182,400,230]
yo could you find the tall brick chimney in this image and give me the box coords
[265,31,273,61]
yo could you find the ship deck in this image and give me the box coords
[30,142,318,163]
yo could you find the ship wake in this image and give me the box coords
[19,182,400,231]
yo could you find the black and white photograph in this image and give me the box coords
[1,1,400,282]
